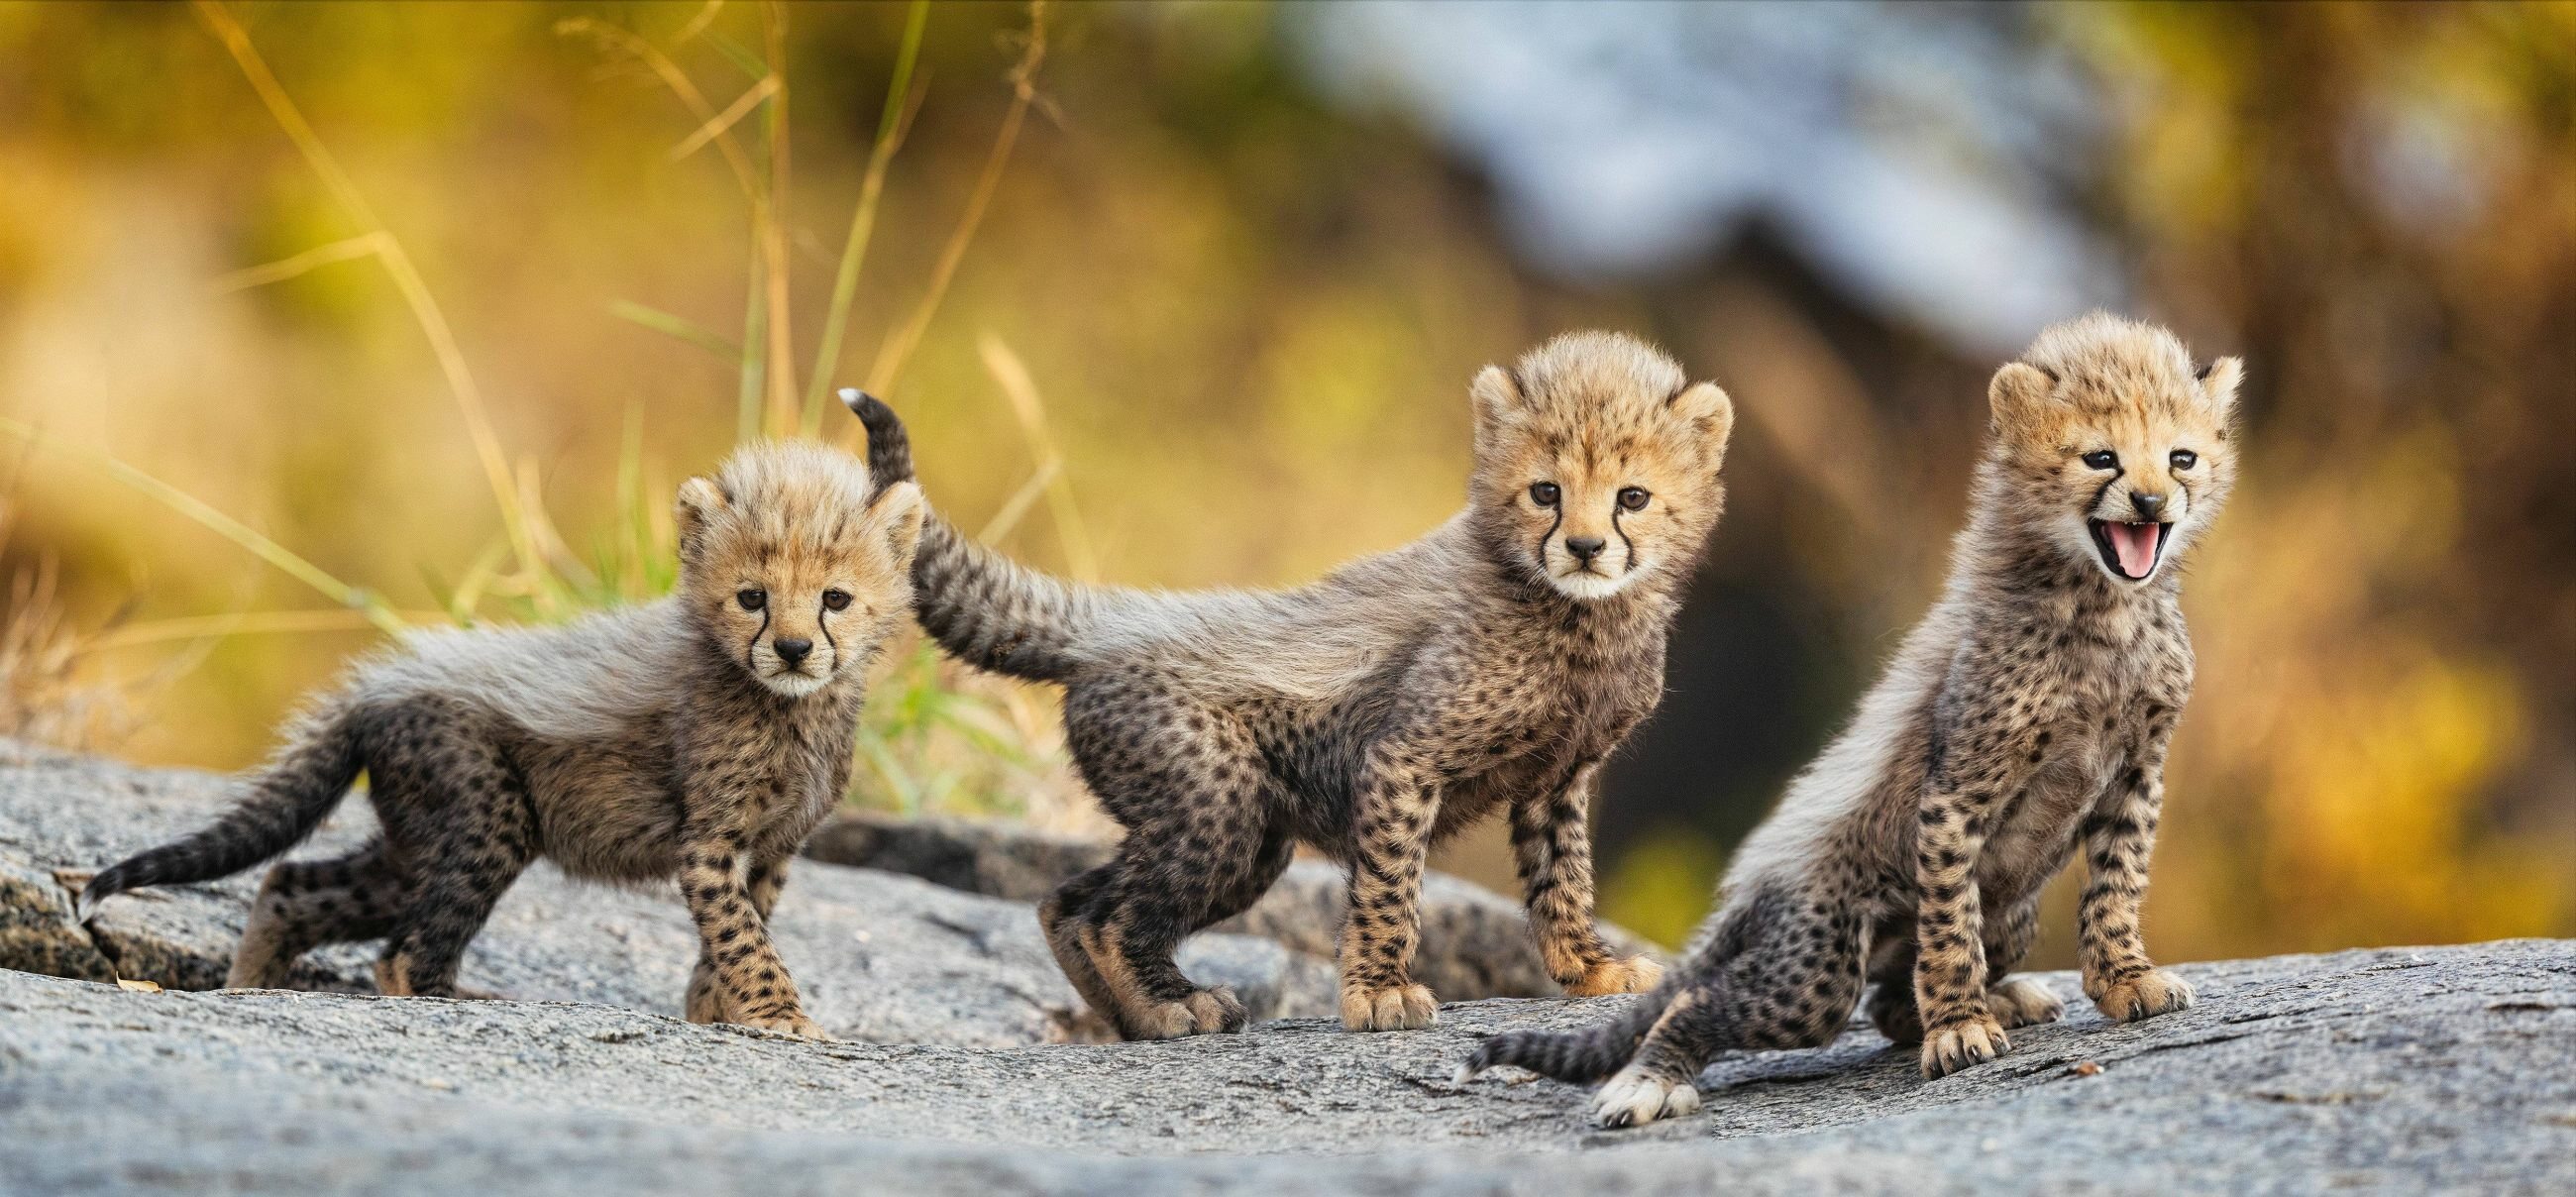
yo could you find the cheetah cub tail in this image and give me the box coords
[77,701,365,924]
[1456,977,1683,1085]
[840,388,1103,684]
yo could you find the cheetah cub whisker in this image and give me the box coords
[80,434,926,1039]
[1462,312,2240,1127]
[848,333,1734,1039]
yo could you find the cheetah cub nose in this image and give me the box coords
[1565,536,1607,563]
[774,637,813,668]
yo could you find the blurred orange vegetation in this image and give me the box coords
[0,1,2565,962]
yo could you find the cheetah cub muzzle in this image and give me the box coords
[1463,312,2241,1127]
[850,333,1735,1039]
[80,433,926,1039]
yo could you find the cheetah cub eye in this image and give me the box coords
[2081,451,2118,471]
[1530,482,1561,507]
[737,589,767,611]
[1617,487,1651,511]
[822,589,852,611]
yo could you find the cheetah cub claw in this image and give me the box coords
[1565,954,1664,997]
[1341,981,1438,1032]
[2091,968,2195,1023]
[1920,1015,2012,1078]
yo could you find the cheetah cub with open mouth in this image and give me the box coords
[1463,312,2240,1127]
[80,435,924,1038]
[852,332,1734,1039]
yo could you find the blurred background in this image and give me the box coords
[2,1,2569,966]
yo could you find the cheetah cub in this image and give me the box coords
[1463,313,2240,1128]
[850,332,1735,1039]
[80,438,925,1038]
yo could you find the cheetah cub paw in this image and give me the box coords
[737,1009,832,1040]
[1920,1014,2011,1078]
[1591,1064,1701,1130]
[1340,981,1438,1032]
[1565,954,1664,997]
[2092,968,2195,1023]
[1985,977,2066,1029]
[1127,987,1248,1039]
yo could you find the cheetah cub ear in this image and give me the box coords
[868,479,926,562]
[1986,361,2060,440]
[1668,381,1735,473]
[2198,356,2245,421]
[675,477,728,568]
[1468,365,1524,451]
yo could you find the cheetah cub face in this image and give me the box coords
[1469,332,1735,601]
[1988,316,2242,586]
[676,443,924,698]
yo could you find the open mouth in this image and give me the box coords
[2088,520,2171,581]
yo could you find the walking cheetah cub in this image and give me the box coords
[80,437,924,1037]
[1463,312,2240,1127]
[850,332,1735,1039]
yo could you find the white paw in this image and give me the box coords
[1590,1065,1701,1130]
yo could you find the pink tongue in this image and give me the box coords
[2107,522,2161,578]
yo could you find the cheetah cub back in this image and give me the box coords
[80,433,925,1038]
[1464,312,2242,1127]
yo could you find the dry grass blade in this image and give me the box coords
[556,17,763,206]
[208,232,389,293]
[670,72,778,162]
[0,416,403,635]
[193,0,540,594]
[0,558,128,751]
[863,0,1049,400]
[0,462,139,751]
[80,609,441,653]
[974,459,1059,545]
[669,0,725,47]
[759,1,798,436]
[976,332,1095,582]
[802,0,930,436]
[560,11,794,439]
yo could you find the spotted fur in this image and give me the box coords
[80,438,924,1038]
[1462,313,2240,1127]
[848,332,1735,1038]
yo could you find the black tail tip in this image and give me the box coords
[839,387,915,485]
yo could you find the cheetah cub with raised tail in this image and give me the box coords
[80,437,925,1038]
[848,332,1734,1039]
[1463,312,2240,1128]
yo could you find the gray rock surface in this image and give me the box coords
[0,743,1335,1043]
[808,810,1657,1000]
[6,747,2571,1194]
[3,939,2570,1195]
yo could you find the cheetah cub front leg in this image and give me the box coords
[1339,763,1442,1032]
[1911,780,2015,1079]
[2077,735,2195,1025]
[1513,769,1664,999]
[678,836,827,1039]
